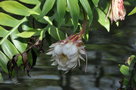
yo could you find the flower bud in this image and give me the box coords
[107,0,126,22]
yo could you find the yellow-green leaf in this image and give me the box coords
[0,26,9,37]
[0,13,20,27]
[96,8,110,32]
[1,39,19,59]
[17,31,36,38]
[128,7,136,16]
[0,1,31,16]
[10,30,27,53]
[120,65,129,76]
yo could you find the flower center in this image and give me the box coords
[59,53,68,64]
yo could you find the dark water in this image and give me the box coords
[0,15,136,90]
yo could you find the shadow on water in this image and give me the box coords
[0,15,136,90]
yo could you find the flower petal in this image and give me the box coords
[54,44,63,54]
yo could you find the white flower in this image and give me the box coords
[47,33,87,72]
[107,0,126,22]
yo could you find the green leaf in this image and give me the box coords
[48,26,65,40]
[127,55,135,65]
[1,39,19,59]
[0,13,20,27]
[42,0,56,16]
[22,24,33,31]
[10,30,27,53]
[43,16,53,25]
[128,7,136,16]
[96,8,110,32]
[0,17,27,45]
[0,26,9,37]
[0,51,9,73]
[57,0,66,25]
[39,29,47,40]
[0,1,32,16]
[120,65,129,76]
[17,31,37,38]
[67,0,80,28]
[92,0,99,7]
[79,0,93,25]
[19,0,40,5]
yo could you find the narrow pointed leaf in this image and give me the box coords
[42,0,56,16]
[0,51,9,73]
[10,30,27,53]
[17,31,36,38]
[96,8,110,32]
[67,0,80,28]
[1,39,19,59]
[57,0,66,25]
[0,26,9,37]
[79,0,93,24]
[0,1,32,16]
[0,17,27,45]
[0,13,20,27]
[43,16,53,25]
[128,7,136,16]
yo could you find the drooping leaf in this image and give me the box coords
[57,0,66,25]
[0,26,9,37]
[0,13,20,27]
[22,24,33,31]
[10,30,27,53]
[48,26,65,40]
[0,51,9,73]
[92,0,99,7]
[41,0,56,16]
[0,1,32,16]
[96,8,110,32]
[67,0,80,28]
[128,7,136,16]
[120,65,129,76]
[79,0,93,25]
[1,39,19,59]
[43,16,53,25]
[17,31,37,38]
